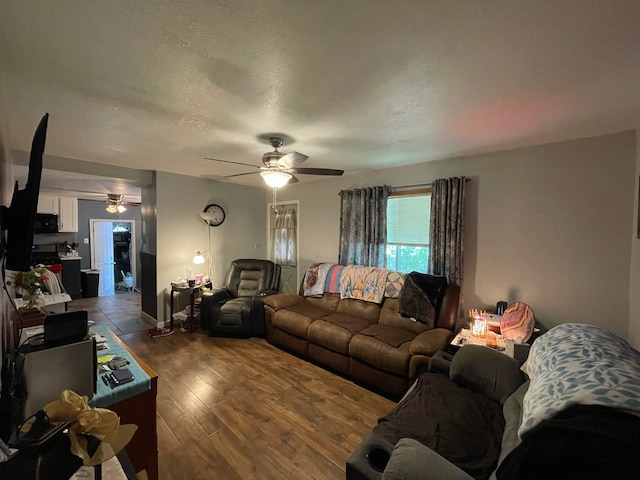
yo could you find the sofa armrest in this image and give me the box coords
[409,328,455,357]
[382,438,474,480]
[263,293,303,310]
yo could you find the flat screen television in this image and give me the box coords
[1,113,48,272]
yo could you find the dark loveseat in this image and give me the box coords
[264,265,461,397]
[348,323,640,480]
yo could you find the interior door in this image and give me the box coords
[92,221,115,296]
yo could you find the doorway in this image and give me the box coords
[267,201,299,294]
[89,219,137,296]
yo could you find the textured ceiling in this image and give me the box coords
[2,0,640,196]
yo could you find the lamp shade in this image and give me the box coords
[193,251,205,264]
[106,204,118,213]
[116,204,127,213]
[260,170,292,188]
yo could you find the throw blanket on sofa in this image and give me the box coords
[303,263,335,297]
[324,264,345,293]
[519,323,640,438]
[374,372,505,480]
[340,265,389,303]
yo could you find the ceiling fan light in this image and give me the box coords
[106,204,118,213]
[260,171,292,188]
[117,204,127,213]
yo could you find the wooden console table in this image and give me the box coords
[96,330,159,480]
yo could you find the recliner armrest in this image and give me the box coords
[382,438,474,480]
[409,328,455,357]
[202,288,232,304]
[257,289,279,297]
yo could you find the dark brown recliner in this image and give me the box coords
[201,259,280,337]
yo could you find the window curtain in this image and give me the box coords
[428,177,466,286]
[270,207,297,267]
[338,185,390,267]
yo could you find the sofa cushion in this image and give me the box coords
[450,345,526,405]
[337,298,382,322]
[308,314,373,354]
[357,324,416,348]
[272,303,331,338]
[305,293,340,312]
[350,332,413,375]
[379,298,431,335]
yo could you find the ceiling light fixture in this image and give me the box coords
[106,193,126,214]
[260,170,292,189]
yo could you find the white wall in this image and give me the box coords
[275,131,637,340]
[155,172,266,325]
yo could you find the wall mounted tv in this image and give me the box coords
[1,113,48,272]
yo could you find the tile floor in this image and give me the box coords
[68,292,149,335]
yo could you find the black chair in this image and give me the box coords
[200,259,280,337]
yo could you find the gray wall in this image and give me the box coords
[274,130,638,341]
[154,172,267,325]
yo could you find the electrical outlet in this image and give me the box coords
[84,238,89,244]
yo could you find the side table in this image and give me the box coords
[169,282,212,333]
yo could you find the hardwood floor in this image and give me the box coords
[72,293,396,479]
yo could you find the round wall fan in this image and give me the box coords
[205,136,344,186]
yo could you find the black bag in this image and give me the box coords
[0,350,27,443]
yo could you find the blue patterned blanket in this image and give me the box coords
[519,323,640,438]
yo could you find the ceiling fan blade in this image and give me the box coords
[288,175,300,184]
[204,157,262,169]
[278,151,308,168]
[224,171,260,178]
[289,167,344,176]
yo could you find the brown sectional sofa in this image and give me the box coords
[264,270,461,397]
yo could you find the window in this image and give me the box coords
[386,191,431,273]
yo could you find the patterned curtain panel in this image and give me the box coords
[270,208,297,267]
[338,185,390,267]
[428,177,466,286]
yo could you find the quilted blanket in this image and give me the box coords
[339,265,389,303]
[519,323,640,438]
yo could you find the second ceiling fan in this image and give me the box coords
[205,136,344,187]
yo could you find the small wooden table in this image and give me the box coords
[169,282,212,332]
[98,329,159,480]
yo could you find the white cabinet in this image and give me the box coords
[37,195,78,232]
[37,195,59,214]
[58,197,78,232]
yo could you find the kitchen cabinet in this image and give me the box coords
[58,196,78,232]
[37,195,59,214]
[37,195,78,232]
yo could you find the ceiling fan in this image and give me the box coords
[205,136,344,188]
[105,193,138,213]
